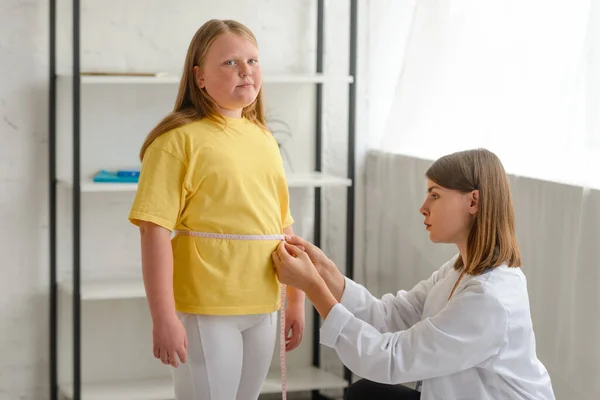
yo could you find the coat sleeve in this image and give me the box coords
[339,260,454,332]
[321,282,508,384]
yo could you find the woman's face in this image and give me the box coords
[420,179,478,245]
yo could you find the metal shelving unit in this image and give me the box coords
[48,0,358,399]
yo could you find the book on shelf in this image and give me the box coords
[93,169,140,183]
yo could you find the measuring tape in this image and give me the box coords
[174,231,287,241]
[280,284,288,400]
[174,230,288,399]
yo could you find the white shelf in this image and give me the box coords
[58,73,354,84]
[263,367,348,393]
[57,172,352,193]
[60,376,173,400]
[59,278,146,300]
[287,172,352,188]
[57,180,139,193]
[59,367,348,399]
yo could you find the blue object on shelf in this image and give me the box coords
[117,169,140,178]
[93,170,139,183]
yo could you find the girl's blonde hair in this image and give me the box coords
[140,19,267,161]
[426,148,522,275]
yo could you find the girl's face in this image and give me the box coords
[194,32,262,117]
[420,179,478,245]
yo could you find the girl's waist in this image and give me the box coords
[174,230,285,241]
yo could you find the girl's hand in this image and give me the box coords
[152,315,187,368]
[272,242,321,292]
[284,303,305,352]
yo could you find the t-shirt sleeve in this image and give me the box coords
[282,204,294,228]
[268,132,295,229]
[128,146,188,231]
[278,175,294,228]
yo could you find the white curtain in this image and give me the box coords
[367,0,600,189]
[361,1,600,399]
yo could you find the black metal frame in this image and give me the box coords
[49,0,358,398]
[311,0,325,397]
[48,0,57,398]
[312,0,358,399]
[72,0,83,397]
[345,0,358,389]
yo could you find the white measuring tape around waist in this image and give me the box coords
[174,230,289,400]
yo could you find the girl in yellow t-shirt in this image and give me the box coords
[128,19,305,400]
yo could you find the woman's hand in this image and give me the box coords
[284,235,334,276]
[284,235,346,302]
[273,241,339,320]
[273,241,321,293]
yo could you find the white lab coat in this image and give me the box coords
[320,255,555,400]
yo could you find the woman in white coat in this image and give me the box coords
[273,148,555,400]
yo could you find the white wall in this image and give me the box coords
[0,1,51,399]
[0,0,364,398]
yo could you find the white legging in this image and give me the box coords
[171,311,278,400]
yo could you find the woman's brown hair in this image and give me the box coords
[139,19,267,161]
[426,148,522,275]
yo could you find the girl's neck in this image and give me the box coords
[218,106,243,118]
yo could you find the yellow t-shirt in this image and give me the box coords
[128,116,294,315]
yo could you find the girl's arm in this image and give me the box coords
[139,221,187,368]
[140,221,177,322]
[282,226,306,351]
[283,226,305,308]
[129,145,188,367]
